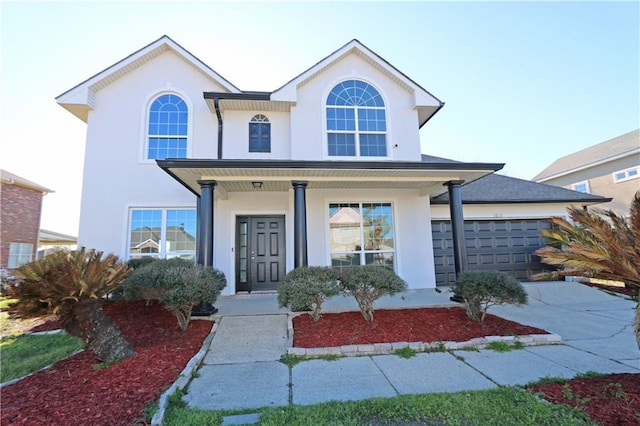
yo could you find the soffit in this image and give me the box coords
[161,165,497,199]
[204,98,294,113]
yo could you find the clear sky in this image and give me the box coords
[1,1,639,237]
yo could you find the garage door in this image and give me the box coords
[431,219,552,286]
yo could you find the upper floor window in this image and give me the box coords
[326,80,387,157]
[572,181,590,193]
[249,114,271,153]
[147,94,188,160]
[613,166,639,183]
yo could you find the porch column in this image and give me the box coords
[292,180,308,268]
[196,196,202,265]
[445,180,467,302]
[197,180,216,267]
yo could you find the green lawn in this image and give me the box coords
[164,387,593,425]
[0,332,84,383]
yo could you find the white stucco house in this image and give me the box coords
[56,36,608,294]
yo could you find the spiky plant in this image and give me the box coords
[7,248,135,362]
[534,191,640,349]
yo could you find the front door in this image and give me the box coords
[236,216,285,292]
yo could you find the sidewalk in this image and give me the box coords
[183,281,639,412]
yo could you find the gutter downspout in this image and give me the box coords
[214,98,223,160]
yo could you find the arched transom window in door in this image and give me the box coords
[326,80,387,157]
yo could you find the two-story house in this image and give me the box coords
[56,36,607,293]
[533,129,640,216]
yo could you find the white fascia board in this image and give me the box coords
[536,148,640,183]
[56,36,240,122]
[271,40,440,107]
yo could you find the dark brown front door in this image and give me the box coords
[236,216,285,292]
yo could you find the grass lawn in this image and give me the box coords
[164,387,593,425]
[0,332,84,383]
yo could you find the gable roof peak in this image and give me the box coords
[56,35,240,122]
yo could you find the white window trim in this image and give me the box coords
[322,78,393,160]
[139,88,194,164]
[8,242,33,268]
[126,206,197,260]
[612,166,640,183]
[324,199,398,272]
[571,180,590,194]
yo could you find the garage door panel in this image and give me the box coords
[431,219,553,286]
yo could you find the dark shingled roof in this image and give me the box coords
[422,155,611,205]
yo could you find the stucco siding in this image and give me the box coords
[77,50,228,255]
[222,111,291,159]
[430,203,572,221]
[290,54,422,161]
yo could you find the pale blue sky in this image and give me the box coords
[1,1,639,236]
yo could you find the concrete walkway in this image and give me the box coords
[183,281,639,412]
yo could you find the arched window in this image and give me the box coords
[326,80,387,157]
[147,94,188,159]
[249,114,271,153]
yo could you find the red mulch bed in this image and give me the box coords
[528,374,640,425]
[1,301,212,426]
[293,307,548,348]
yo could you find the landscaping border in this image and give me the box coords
[285,313,562,357]
[151,321,217,426]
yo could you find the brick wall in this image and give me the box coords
[1,184,44,271]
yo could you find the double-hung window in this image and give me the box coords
[249,114,271,152]
[147,94,188,160]
[128,208,196,259]
[329,202,395,270]
[572,181,590,193]
[8,242,33,268]
[326,80,387,157]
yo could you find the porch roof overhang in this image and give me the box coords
[157,159,504,199]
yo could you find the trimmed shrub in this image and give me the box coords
[277,266,341,322]
[108,257,159,300]
[451,271,528,321]
[340,265,408,321]
[122,258,226,330]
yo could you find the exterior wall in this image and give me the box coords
[77,51,228,256]
[430,203,572,221]
[0,184,43,270]
[222,111,291,159]
[540,154,640,215]
[290,54,422,162]
[213,188,435,295]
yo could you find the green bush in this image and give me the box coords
[277,267,341,322]
[451,271,528,321]
[340,265,407,321]
[108,257,159,300]
[122,259,226,330]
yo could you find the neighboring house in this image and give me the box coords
[38,229,78,257]
[1,170,53,272]
[533,129,640,215]
[56,36,608,292]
